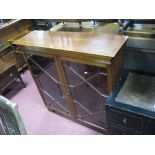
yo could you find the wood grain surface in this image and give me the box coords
[14,30,128,60]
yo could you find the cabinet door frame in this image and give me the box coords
[23,47,123,132]
[54,56,77,120]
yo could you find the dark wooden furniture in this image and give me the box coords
[13,30,127,133]
[0,20,35,95]
[106,71,155,134]
[0,19,34,52]
[106,106,155,135]
[0,64,25,95]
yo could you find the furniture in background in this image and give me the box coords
[0,20,35,95]
[0,64,25,95]
[50,19,118,32]
[106,70,155,134]
[0,95,26,135]
[0,19,35,72]
[35,19,54,30]
[13,30,127,133]
[105,20,155,134]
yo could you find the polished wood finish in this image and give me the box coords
[54,56,77,120]
[8,30,30,43]
[14,30,127,92]
[13,30,127,132]
[14,31,127,60]
[106,47,124,92]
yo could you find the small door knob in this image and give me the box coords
[123,118,127,125]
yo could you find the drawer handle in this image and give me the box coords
[123,118,127,125]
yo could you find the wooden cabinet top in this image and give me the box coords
[14,30,128,60]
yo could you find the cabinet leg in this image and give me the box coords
[19,75,26,88]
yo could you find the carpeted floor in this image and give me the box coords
[5,69,101,135]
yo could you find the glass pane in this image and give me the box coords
[63,61,108,128]
[28,55,70,116]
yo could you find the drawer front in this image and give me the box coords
[145,121,155,135]
[110,110,143,132]
[109,126,133,135]
[0,66,18,89]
